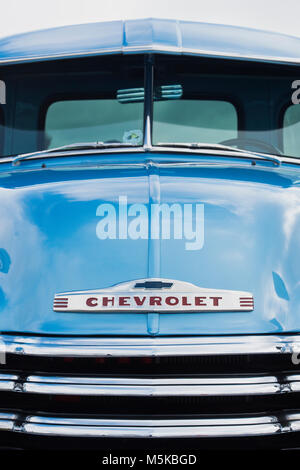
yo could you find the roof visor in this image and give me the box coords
[0,19,300,65]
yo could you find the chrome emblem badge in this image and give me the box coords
[53,279,254,313]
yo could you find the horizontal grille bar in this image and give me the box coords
[24,374,282,396]
[0,374,18,392]
[1,334,300,357]
[0,411,292,438]
[0,412,17,432]
[0,372,298,397]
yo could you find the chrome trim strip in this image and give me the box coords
[1,334,299,357]
[0,412,18,432]
[0,373,19,392]
[25,415,277,425]
[23,375,281,397]
[5,371,300,398]
[282,412,300,433]
[26,375,278,385]
[5,146,287,166]
[0,412,18,420]
[286,375,300,393]
[9,411,300,437]
[22,415,281,438]
[23,422,280,438]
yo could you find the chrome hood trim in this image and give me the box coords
[1,334,299,357]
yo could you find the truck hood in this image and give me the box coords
[0,157,300,335]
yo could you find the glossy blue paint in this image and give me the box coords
[0,18,300,65]
[0,19,300,336]
[0,153,299,335]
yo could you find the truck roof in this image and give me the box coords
[0,18,299,66]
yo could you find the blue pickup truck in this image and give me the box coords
[0,17,300,449]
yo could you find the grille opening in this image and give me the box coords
[1,352,300,422]
[0,429,293,450]
[1,353,299,375]
[1,390,300,415]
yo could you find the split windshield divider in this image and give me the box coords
[143,54,154,150]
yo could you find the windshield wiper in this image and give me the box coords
[155,142,281,166]
[11,141,139,166]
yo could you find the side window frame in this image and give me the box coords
[279,102,300,157]
[0,106,5,155]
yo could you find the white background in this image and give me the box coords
[0,0,298,39]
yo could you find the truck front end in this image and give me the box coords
[0,19,300,449]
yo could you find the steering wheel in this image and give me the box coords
[219,138,282,155]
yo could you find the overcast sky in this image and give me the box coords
[0,0,299,39]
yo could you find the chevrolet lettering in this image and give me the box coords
[53,279,254,312]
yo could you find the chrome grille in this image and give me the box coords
[0,334,300,443]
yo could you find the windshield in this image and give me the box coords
[0,54,300,158]
[0,55,145,156]
[152,55,300,158]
